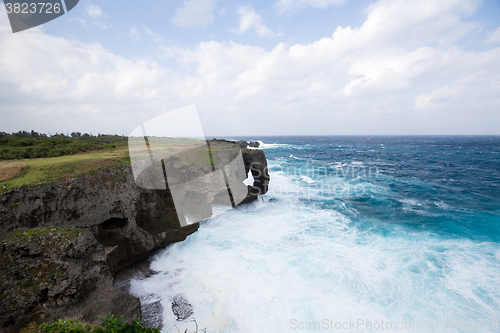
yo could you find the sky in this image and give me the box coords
[0,0,499,136]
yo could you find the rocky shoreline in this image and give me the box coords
[0,141,269,333]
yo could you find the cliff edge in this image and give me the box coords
[0,142,269,333]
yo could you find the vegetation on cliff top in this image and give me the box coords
[0,146,130,194]
[0,131,128,160]
[0,131,131,193]
[0,133,255,195]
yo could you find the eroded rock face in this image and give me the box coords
[0,142,269,332]
[0,228,140,333]
[0,168,200,333]
[242,148,270,199]
[0,167,199,276]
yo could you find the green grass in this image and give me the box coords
[0,147,130,194]
[21,319,101,333]
[20,315,162,333]
[0,138,252,194]
[2,227,84,245]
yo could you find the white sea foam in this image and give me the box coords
[435,201,451,210]
[300,175,315,184]
[126,160,500,333]
[256,141,288,149]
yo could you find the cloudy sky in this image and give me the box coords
[0,0,499,136]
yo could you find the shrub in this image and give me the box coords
[97,314,160,333]
[21,315,161,333]
[0,132,128,161]
[22,319,98,333]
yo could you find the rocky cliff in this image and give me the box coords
[0,143,269,333]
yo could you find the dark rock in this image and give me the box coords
[248,141,260,147]
[237,140,248,148]
[241,148,270,203]
[171,294,193,321]
[141,300,163,330]
[0,139,269,332]
[0,228,140,333]
[0,167,199,276]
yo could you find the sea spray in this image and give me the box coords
[124,136,500,333]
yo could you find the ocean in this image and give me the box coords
[120,136,500,332]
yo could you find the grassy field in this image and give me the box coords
[0,146,130,194]
[0,138,245,195]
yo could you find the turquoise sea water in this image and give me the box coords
[126,136,500,332]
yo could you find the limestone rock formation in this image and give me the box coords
[0,141,269,333]
[0,228,140,333]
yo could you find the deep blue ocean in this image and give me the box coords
[125,136,500,332]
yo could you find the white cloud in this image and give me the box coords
[275,0,348,15]
[93,22,108,29]
[77,1,107,29]
[485,27,500,44]
[129,26,140,40]
[414,85,456,110]
[234,5,279,37]
[414,49,500,111]
[85,1,102,18]
[72,17,87,27]
[0,0,499,135]
[0,12,172,134]
[153,0,500,134]
[144,27,164,43]
[172,0,217,28]
[359,0,481,47]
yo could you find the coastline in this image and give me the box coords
[0,140,269,333]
